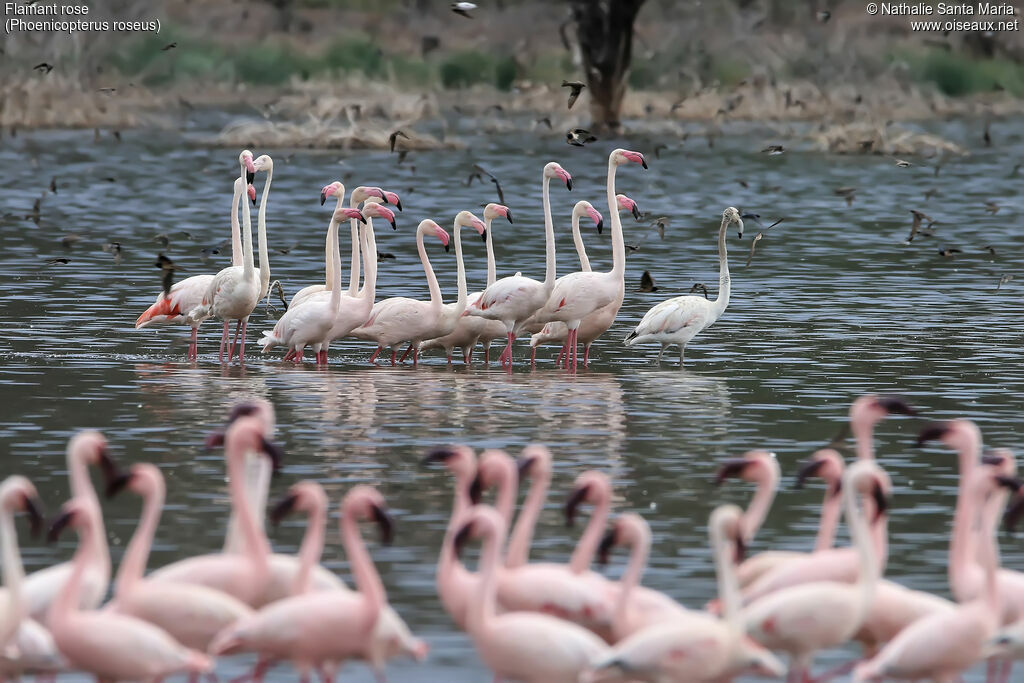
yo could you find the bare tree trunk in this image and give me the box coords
[567,0,647,134]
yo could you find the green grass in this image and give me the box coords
[899,49,1024,97]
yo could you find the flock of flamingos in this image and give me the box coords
[2,394,1024,682]
[135,148,740,370]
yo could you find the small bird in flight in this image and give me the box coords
[45,257,70,265]
[33,62,54,74]
[895,159,913,168]
[761,144,785,155]
[907,209,935,243]
[161,42,177,51]
[562,80,585,110]
[389,130,409,153]
[937,247,961,259]
[638,270,658,292]
[567,128,597,147]
[689,283,710,300]
[451,2,476,18]
[996,274,1013,292]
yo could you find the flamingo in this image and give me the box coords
[145,415,279,607]
[463,161,573,367]
[289,185,402,309]
[624,206,744,365]
[252,153,275,303]
[530,196,638,367]
[714,450,781,560]
[853,463,1016,681]
[135,150,256,360]
[582,505,785,683]
[596,513,689,640]
[23,431,117,623]
[47,498,213,681]
[210,486,400,683]
[455,504,611,682]
[535,148,647,371]
[0,476,63,677]
[256,204,367,364]
[741,459,887,682]
[420,203,513,364]
[288,180,349,309]
[102,463,255,651]
[348,219,452,364]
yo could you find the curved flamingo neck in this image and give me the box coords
[485,216,497,285]
[571,211,592,272]
[340,505,385,626]
[711,520,742,631]
[846,479,878,622]
[49,507,100,626]
[230,179,243,268]
[115,477,165,598]
[852,420,876,461]
[417,226,442,309]
[293,500,326,596]
[605,163,625,281]
[505,467,550,568]
[0,503,24,645]
[614,520,650,629]
[979,486,1005,611]
[359,215,378,304]
[742,471,777,542]
[347,194,362,298]
[541,174,556,290]
[450,222,469,316]
[256,165,273,298]
[225,438,270,585]
[240,173,255,279]
[469,519,503,633]
[67,448,109,573]
[325,189,346,291]
[814,490,842,551]
[712,215,731,319]
[327,213,342,313]
[438,467,474,598]
[570,492,611,574]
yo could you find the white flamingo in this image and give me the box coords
[135,151,256,360]
[419,203,513,363]
[624,206,743,365]
[257,204,367,364]
[463,161,573,366]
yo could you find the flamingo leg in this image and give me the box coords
[679,346,685,366]
[369,346,382,364]
[399,343,414,363]
[294,346,303,364]
[501,331,514,366]
[237,318,248,363]
[530,346,537,365]
[189,326,198,361]
[655,344,665,363]
[484,343,490,363]
[571,328,579,372]
[283,349,295,361]
[583,343,591,366]
[390,349,397,365]
[464,347,472,364]
[413,347,419,365]
[228,320,241,360]
[555,344,565,368]
[218,321,229,363]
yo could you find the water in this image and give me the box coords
[1,114,1023,680]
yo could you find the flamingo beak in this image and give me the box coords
[227,403,261,424]
[871,484,889,523]
[205,430,225,449]
[795,459,827,490]
[260,437,284,472]
[320,190,328,206]
[504,208,514,224]
[916,422,951,447]
[22,494,44,539]
[468,474,483,505]
[248,184,257,206]
[47,509,74,543]
[714,459,749,486]
[480,229,488,244]
[372,505,394,545]
[516,456,536,476]
[631,202,642,221]
[104,471,134,499]
[597,527,617,565]
[1005,493,1024,533]
[876,396,916,416]
[421,447,456,465]
[384,191,403,211]
[269,493,299,526]
[565,484,591,527]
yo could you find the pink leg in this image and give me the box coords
[531,347,537,365]
[571,328,578,372]
[464,347,472,364]
[583,343,591,366]
[218,321,229,363]
[555,344,565,367]
[390,349,397,365]
[228,320,241,360]
[294,346,303,364]
[189,326,198,360]
[413,347,419,365]
[237,319,247,363]
[283,349,295,361]
[447,352,452,364]
[484,343,490,363]
[399,343,414,363]
[501,331,514,366]
[369,346,382,364]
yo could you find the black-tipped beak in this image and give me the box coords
[227,403,261,424]
[468,474,483,505]
[516,456,536,477]
[480,230,488,244]
[444,244,450,253]
[260,437,284,472]
[23,495,44,539]
[877,396,916,416]
[997,475,1023,493]
[916,422,950,447]
[421,447,456,466]
[246,170,255,185]
[795,459,827,490]
[505,211,514,224]
[714,459,749,486]
[565,178,573,191]
[320,191,328,206]
[251,195,258,207]
[269,492,298,526]
[631,204,642,221]
[104,471,133,499]
[982,453,1008,466]
[372,504,394,545]
[394,199,403,211]
[597,527,617,565]
[97,448,122,486]
[47,509,74,543]
[871,484,889,523]
[565,484,590,527]
[453,521,473,557]
[596,219,604,235]
[641,159,648,169]
[205,430,225,449]
[734,536,746,563]
[389,218,397,231]
[1006,494,1024,533]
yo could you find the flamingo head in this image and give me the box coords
[335,207,366,224]
[358,187,403,211]
[421,445,476,483]
[456,211,486,242]
[69,430,122,492]
[252,154,273,174]
[516,444,552,481]
[105,462,163,502]
[47,497,96,543]
[453,505,505,557]
[420,220,450,252]
[715,450,778,487]
[574,201,603,234]
[247,184,257,206]
[544,161,573,191]
[469,450,517,506]
[484,203,513,224]
[916,419,981,461]
[565,470,612,527]
[612,148,648,169]
[709,504,746,564]
[270,480,328,526]
[343,485,394,545]
[723,206,743,238]
[321,181,344,206]
[207,400,276,448]
[796,449,845,498]
[981,448,1018,477]
[616,194,641,221]
[239,150,256,183]
[222,415,284,473]
[597,512,648,565]
[846,460,892,524]
[850,394,916,430]
[363,202,398,230]
[0,476,44,539]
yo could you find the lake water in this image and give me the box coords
[1,113,1022,680]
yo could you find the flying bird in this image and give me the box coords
[566,128,597,146]
[937,247,961,259]
[45,257,70,265]
[817,9,832,22]
[761,144,785,155]
[907,209,935,243]
[154,254,181,295]
[996,274,1013,291]
[49,176,57,194]
[451,1,476,18]
[33,62,53,74]
[389,130,409,153]
[689,283,710,300]
[161,42,177,51]
[467,164,505,204]
[895,159,913,168]
[638,270,658,292]
[561,80,585,109]
[534,116,552,130]
[834,186,857,207]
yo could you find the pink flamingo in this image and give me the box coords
[47,498,213,681]
[23,431,117,623]
[420,203,513,364]
[530,195,636,368]
[456,504,611,681]
[596,513,688,640]
[102,463,255,651]
[741,460,887,682]
[713,450,781,585]
[136,171,256,360]
[582,505,784,682]
[853,463,1016,681]
[290,185,401,309]
[464,161,573,367]
[210,486,401,683]
[624,207,743,365]
[535,149,647,372]
[349,219,453,364]
[146,415,279,606]
[257,204,368,364]
[0,476,63,677]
